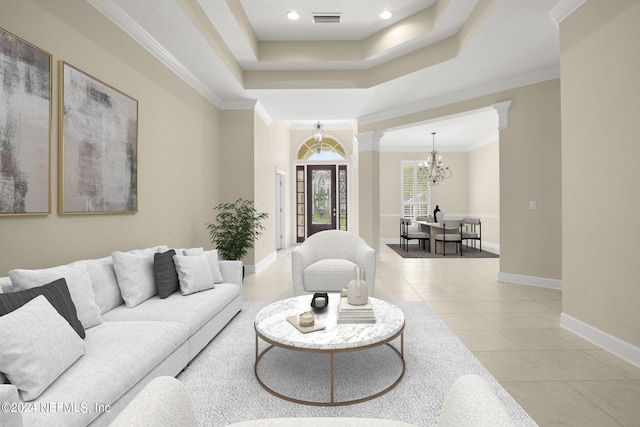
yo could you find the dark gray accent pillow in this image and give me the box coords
[154,250,179,298]
[0,278,85,339]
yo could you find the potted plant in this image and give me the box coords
[205,198,269,262]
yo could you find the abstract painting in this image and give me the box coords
[59,62,138,214]
[0,28,52,215]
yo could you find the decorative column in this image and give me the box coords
[355,131,383,253]
[492,100,513,129]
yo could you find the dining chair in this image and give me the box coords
[434,220,463,256]
[401,218,430,252]
[399,218,408,249]
[462,218,482,251]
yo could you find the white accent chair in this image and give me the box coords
[292,230,376,297]
[110,374,516,427]
[110,376,198,427]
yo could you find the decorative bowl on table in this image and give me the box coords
[310,292,329,312]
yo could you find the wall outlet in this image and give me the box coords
[530,201,537,210]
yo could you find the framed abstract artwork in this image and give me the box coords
[0,27,52,216]
[59,61,138,214]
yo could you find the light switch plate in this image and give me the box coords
[530,201,537,209]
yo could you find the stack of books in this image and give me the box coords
[337,297,376,324]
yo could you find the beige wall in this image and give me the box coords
[561,1,640,347]
[431,152,469,217]
[358,150,380,251]
[0,0,222,275]
[499,81,561,280]
[219,110,255,203]
[469,141,500,247]
[379,151,469,238]
[253,113,274,264]
[379,141,500,250]
[253,116,292,265]
[361,79,562,282]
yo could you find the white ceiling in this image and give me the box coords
[88,0,567,151]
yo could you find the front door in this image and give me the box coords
[306,165,337,236]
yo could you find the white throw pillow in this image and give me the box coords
[182,247,204,256]
[182,248,224,283]
[203,250,224,283]
[0,277,10,293]
[0,296,85,401]
[82,256,124,314]
[112,251,157,308]
[9,262,103,329]
[173,254,215,295]
[128,246,169,255]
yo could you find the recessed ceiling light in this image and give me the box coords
[379,10,393,20]
[287,11,300,21]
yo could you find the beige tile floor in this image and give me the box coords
[242,244,640,427]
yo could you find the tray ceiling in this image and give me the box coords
[88,0,566,150]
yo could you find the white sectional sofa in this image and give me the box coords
[0,246,242,427]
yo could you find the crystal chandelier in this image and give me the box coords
[420,132,452,186]
[312,121,324,153]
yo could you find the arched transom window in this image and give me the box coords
[297,137,346,161]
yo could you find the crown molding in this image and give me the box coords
[218,99,256,110]
[87,0,224,107]
[217,100,273,125]
[254,101,273,124]
[358,66,560,125]
[379,144,469,153]
[549,0,587,25]
[284,120,357,131]
[355,131,384,152]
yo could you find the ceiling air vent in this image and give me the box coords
[312,13,341,24]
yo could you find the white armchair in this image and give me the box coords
[292,230,376,296]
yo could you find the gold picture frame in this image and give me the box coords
[58,61,138,214]
[0,27,52,216]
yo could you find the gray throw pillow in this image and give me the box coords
[0,278,85,338]
[154,250,179,298]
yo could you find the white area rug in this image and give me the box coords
[178,301,537,426]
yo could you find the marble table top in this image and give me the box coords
[254,294,405,351]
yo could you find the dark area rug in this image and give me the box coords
[387,244,499,258]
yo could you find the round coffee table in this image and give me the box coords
[254,294,405,406]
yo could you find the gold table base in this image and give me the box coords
[254,327,405,406]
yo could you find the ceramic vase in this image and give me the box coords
[347,265,368,305]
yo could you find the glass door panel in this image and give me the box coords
[306,165,336,236]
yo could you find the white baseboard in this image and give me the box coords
[246,251,277,274]
[380,237,402,245]
[480,241,500,252]
[560,312,640,369]
[498,272,562,290]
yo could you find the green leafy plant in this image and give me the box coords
[205,198,269,260]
